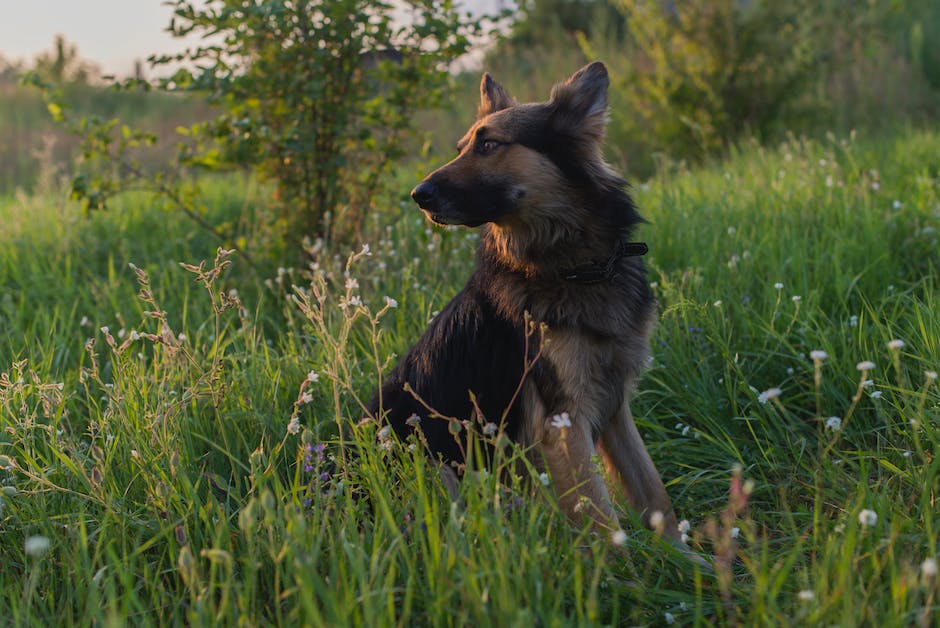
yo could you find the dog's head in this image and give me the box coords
[411,62,618,228]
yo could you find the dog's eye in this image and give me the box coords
[479,139,501,154]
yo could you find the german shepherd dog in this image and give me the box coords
[369,62,682,543]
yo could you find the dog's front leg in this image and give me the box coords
[597,403,680,541]
[536,414,619,532]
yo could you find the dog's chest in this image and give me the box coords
[539,328,629,427]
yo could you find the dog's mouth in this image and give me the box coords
[424,210,447,225]
[421,207,465,226]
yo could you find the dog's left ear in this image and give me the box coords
[478,73,514,118]
[549,61,609,138]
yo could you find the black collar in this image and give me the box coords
[564,239,648,284]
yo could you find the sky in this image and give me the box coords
[0,0,507,78]
[0,0,193,77]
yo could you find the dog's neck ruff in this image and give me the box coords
[563,238,648,284]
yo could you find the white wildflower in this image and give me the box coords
[792,295,801,303]
[922,558,938,578]
[549,412,572,429]
[825,416,842,431]
[850,315,859,327]
[130,330,140,341]
[758,387,782,404]
[25,535,51,558]
[482,422,497,436]
[383,296,398,308]
[678,519,691,533]
[774,282,784,290]
[664,612,675,625]
[649,510,664,530]
[377,425,392,442]
[300,392,313,405]
[887,339,905,351]
[730,527,740,539]
[345,277,359,291]
[892,200,902,209]
[306,370,319,383]
[287,416,301,435]
[856,361,876,371]
[797,589,815,602]
[539,472,550,486]
[339,295,363,309]
[810,350,828,361]
[858,509,878,527]
[611,529,627,546]
[870,390,883,399]
[926,371,938,382]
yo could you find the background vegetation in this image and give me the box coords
[1,0,939,625]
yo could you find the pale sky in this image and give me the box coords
[0,0,192,77]
[0,0,507,78]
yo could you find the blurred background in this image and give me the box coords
[2,0,938,242]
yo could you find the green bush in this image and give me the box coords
[603,1,883,165]
[26,0,483,260]
[155,0,480,244]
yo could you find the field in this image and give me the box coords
[1,126,939,625]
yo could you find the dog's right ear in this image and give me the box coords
[478,73,514,118]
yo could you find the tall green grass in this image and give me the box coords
[1,128,938,625]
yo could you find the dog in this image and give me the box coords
[368,61,682,543]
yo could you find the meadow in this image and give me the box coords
[1,125,939,625]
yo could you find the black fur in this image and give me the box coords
[368,264,529,468]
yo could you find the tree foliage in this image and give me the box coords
[28,0,483,259]
[609,0,888,160]
[153,0,480,243]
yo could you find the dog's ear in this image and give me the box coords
[549,61,609,138]
[478,73,514,118]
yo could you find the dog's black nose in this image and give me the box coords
[411,181,436,208]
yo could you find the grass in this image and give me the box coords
[1,127,939,625]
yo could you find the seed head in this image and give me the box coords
[858,509,878,527]
[25,535,50,558]
[922,558,938,578]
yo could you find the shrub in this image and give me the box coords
[28,0,483,259]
